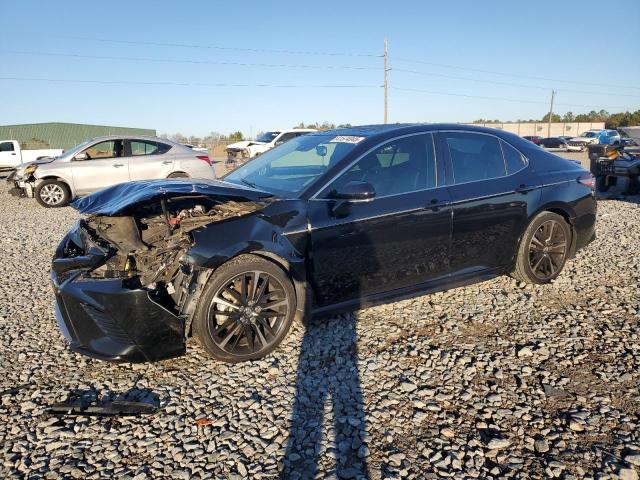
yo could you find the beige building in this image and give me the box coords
[465,122,606,138]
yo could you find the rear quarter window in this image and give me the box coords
[501,141,528,174]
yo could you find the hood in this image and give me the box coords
[15,156,57,175]
[621,127,640,144]
[226,140,267,150]
[71,179,273,216]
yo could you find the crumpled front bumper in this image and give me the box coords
[51,226,186,363]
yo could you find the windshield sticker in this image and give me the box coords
[330,136,365,144]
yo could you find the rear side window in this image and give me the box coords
[501,141,528,174]
[130,140,171,156]
[443,132,506,184]
[0,141,15,152]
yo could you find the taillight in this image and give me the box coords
[577,173,595,189]
[196,155,211,165]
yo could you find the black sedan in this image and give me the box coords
[52,124,597,363]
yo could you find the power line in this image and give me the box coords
[393,57,640,91]
[391,87,630,110]
[391,68,640,98]
[52,35,382,58]
[0,75,380,88]
[2,50,379,71]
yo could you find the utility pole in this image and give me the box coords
[383,38,388,124]
[547,89,556,137]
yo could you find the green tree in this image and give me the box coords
[541,113,561,122]
[561,112,574,122]
[229,131,243,141]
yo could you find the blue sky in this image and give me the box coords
[1,0,639,137]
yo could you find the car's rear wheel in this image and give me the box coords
[34,179,70,208]
[512,212,572,284]
[193,255,296,363]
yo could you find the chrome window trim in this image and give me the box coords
[309,132,438,200]
[438,129,529,186]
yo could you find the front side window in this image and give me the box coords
[130,140,171,156]
[323,134,436,198]
[501,141,528,174]
[224,134,360,195]
[0,141,15,152]
[444,132,506,184]
[82,140,122,160]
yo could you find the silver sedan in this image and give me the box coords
[14,135,216,207]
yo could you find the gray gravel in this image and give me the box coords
[0,186,638,479]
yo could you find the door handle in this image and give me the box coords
[515,184,531,194]
[112,163,125,168]
[11,152,16,155]
[162,160,173,165]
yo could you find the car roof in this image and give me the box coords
[79,134,182,145]
[307,123,533,139]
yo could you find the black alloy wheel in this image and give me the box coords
[511,211,572,285]
[193,255,296,362]
[527,220,568,282]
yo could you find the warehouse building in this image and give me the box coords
[0,122,156,150]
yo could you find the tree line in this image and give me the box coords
[473,109,640,130]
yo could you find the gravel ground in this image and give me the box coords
[0,183,639,480]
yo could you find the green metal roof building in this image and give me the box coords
[0,122,156,150]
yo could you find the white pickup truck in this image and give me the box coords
[0,140,63,170]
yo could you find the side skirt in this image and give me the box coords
[311,267,505,319]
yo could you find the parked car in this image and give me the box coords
[568,129,621,150]
[182,143,209,153]
[523,136,543,145]
[0,139,62,171]
[539,137,580,152]
[13,135,215,208]
[225,129,316,160]
[51,124,596,363]
[589,141,640,194]
[621,137,639,147]
[559,136,575,143]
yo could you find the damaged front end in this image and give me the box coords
[52,180,268,362]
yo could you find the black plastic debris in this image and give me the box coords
[48,399,158,416]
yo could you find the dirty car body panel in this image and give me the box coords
[51,124,597,363]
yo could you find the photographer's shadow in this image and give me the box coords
[281,312,369,479]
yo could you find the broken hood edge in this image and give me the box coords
[70,179,274,216]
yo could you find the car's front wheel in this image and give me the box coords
[34,179,71,208]
[193,254,296,363]
[511,212,572,284]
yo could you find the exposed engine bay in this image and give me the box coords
[73,196,264,312]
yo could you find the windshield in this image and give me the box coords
[580,132,597,138]
[61,139,94,158]
[225,134,360,196]
[256,131,280,143]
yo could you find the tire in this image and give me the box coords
[34,179,70,208]
[168,172,189,178]
[193,254,296,363]
[596,175,610,193]
[511,212,572,285]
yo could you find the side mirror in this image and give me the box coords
[74,152,88,161]
[332,181,375,202]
